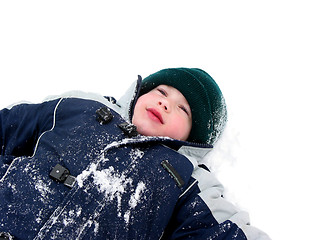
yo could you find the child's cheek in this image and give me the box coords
[167,116,190,140]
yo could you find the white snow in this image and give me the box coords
[128,181,146,209]
[34,178,55,203]
[1,1,320,239]
[76,150,147,224]
[92,166,132,199]
[129,149,145,162]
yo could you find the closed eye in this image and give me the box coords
[158,88,167,97]
[179,105,189,116]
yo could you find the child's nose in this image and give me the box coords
[158,101,170,112]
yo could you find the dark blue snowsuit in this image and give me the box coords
[0,79,270,239]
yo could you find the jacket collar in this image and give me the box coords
[115,75,142,122]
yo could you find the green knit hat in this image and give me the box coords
[140,68,227,145]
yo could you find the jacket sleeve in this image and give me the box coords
[0,99,61,164]
[162,166,271,240]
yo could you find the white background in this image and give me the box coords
[1,1,320,239]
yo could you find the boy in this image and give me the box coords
[0,68,270,239]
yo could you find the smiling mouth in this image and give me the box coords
[146,108,164,124]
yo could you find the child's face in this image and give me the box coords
[132,85,192,141]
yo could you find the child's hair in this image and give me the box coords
[139,68,227,145]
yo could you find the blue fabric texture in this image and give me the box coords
[0,80,268,239]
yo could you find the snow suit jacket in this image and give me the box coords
[0,77,270,240]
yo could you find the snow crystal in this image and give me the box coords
[76,163,98,188]
[35,179,55,204]
[35,209,44,224]
[7,182,17,194]
[129,148,144,162]
[76,157,148,226]
[92,165,135,219]
[128,181,146,209]
[93,221,99,234]
[124,211,131,224]
[77,162,134,219]
[102,135,171,153]
[123,181,146,224]
[63,216,74,226]
[92,166,133,200]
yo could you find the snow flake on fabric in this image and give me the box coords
[204,220,244,240]
[35,179,55,203]
[77,163,133,201]
[92,166,133,215]
[128,181,146,209]
[62,207,83,227]
[129,148,144,162]
[7,182,17,194]
[76,159,147,225]
[124,181,146,224]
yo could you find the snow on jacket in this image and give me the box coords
[0,78,270,239]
